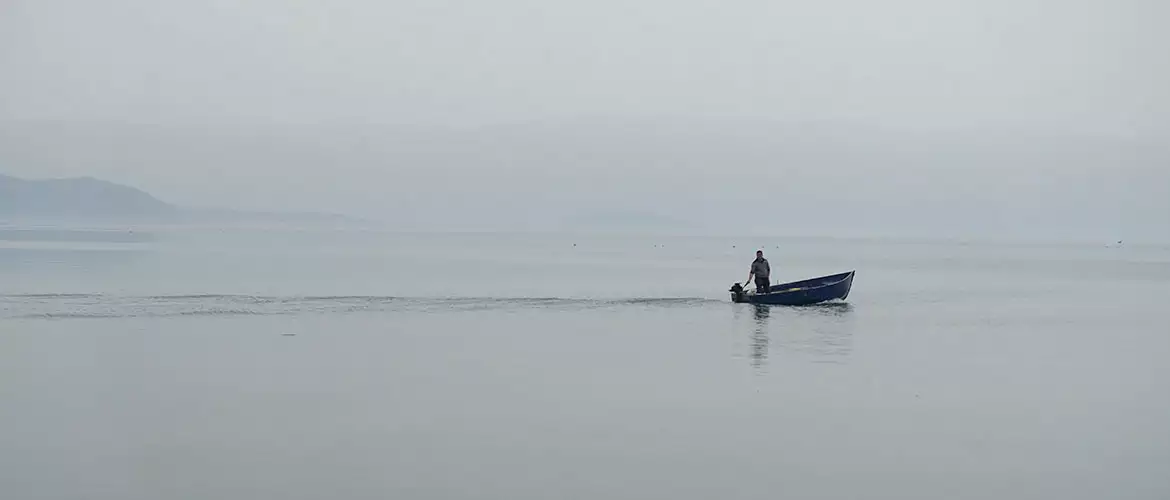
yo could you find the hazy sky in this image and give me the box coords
[1,0,1167,239]
[3,0,1166,130]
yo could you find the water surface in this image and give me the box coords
[2,228,1168,499]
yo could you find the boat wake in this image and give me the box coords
[0,293,723,320]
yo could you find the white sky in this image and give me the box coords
[1,0,1167,239]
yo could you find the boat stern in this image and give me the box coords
[729,283,749,303]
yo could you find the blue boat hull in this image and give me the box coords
[730,271,855,306]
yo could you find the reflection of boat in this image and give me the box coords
[729,271,855,306]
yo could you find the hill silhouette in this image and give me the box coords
[0,174,176,218]
[0,173,365,227]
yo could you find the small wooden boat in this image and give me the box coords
[729,271,855,306]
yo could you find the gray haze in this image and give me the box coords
[2,0,1167,240]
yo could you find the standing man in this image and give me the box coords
[747,250,771,294]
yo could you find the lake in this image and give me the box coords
[2,228,1169,499]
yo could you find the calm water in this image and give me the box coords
[2,228,1169,499]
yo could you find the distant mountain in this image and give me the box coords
[0,174,177,218]
[179,207,370,228]
[0,173,367,227]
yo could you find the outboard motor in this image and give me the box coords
[729,282,747,303]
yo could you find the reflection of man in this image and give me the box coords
[751,303,770,370]
[747,250,771,294]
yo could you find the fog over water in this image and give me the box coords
[2,3,1169,499]
[2,0,1166,241]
